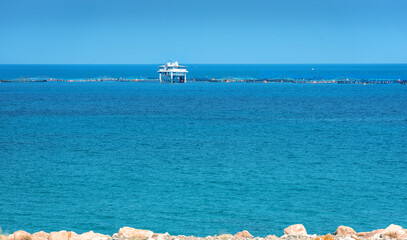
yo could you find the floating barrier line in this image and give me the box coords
[0,77,405,85]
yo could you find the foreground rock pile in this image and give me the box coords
[1,224,406,240]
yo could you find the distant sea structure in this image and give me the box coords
[158,61,188,83]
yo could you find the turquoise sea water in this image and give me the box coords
[0,65,406,237]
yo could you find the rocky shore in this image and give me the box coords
[1,224,407,240]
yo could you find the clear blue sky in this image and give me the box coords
[0,0,406,64]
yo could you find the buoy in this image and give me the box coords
[69,80,72,82]
[363,83,366,85]
[226,80,229,83]
[313,81,316,84]
[312,68,314,71]
[264,80,267,83]
[347,78,349,81]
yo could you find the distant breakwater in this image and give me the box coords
[0,78,406,85]
[2,225,407,240]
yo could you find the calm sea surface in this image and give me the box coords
[0,65,406,236]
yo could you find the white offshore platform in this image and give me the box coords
[158,61,188,83]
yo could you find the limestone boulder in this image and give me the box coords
[382,225,406,239]
[284,224,307,236]
[0,235,9,240]
[234,231,253,238]
[31,231,48,240]
[118,227,153,239]
[151,233,170,240]
[32,232,48,239]
[335,226,357,237]
[49,231,70,240]
[12,231,31,240]
[73,231,109,240]
[356,229,384,239]
[68,232,79,240]
[218,234,233,240]
[33,232,48,240]
[351,235,359,240]
[356,231,369,238]
[174,235,188,240]
[264,235,279,240]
